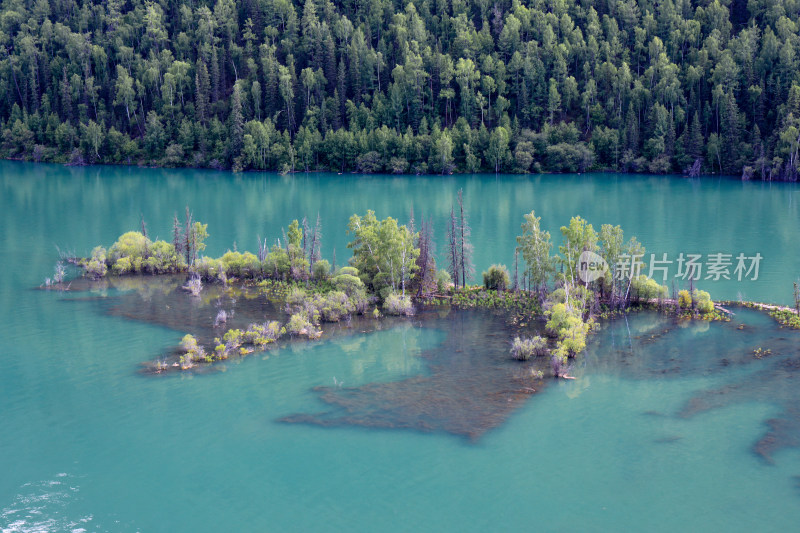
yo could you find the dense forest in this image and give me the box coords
[1,0,799,178]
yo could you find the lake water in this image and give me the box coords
[2,161,800,531]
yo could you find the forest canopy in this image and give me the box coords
[1,0,799,178]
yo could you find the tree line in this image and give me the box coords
[2,0,799,178]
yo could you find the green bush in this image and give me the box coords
[179,334,207,368]
[631,275,668,301]
[678,289,692,309]
[383,292,414,316]
[316,291,355,322]
[143,240,182,273]
[483,264,511,291]
[545,302,590,356]
[219,250,260,277]
[287,312,314,336]
[435,269,451,293]
[312,260,331,281]
[263,246,291,279]
[692,289,714,314]
[108,231,148,267]
[85,246,108,278]
[193,256,225,281]
[243,321,284,346]
[333,271,366,297]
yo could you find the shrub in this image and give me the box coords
[483,264,511,291]
[286,287,311,314]
[692,289,714,314]
[389,157,408,174]
[312,259,331,281]
[243,321,284,346]
[180,334,207,368]
[263,247,291,279]
[435,269,451,293]
[85,246,108,278]
[108,231,149,271]
[383,292,414,316]
[193,256,224,280]
[510,336,548,360]
[287,312,314,336]
[678,289,692,309]
[337,266,360,277]
[143,240,182,273]
[219,250,260,277]
[631,275,668,301]
[316,291,354,322]
[333,271,366,297]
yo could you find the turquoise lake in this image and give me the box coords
[2,161,800,531]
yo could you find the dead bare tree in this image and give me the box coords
[309,213,322,267]
[184,206,193,265]
[302,216,310,259]
[172,213,183,260]
[447,205,459,288]
[458,189,474,287]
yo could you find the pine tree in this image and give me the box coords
[687,111,704,160]
[195,61,210,125]
[229,82,244,161]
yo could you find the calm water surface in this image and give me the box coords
[2,161,800,531]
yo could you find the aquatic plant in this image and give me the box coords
[44,262,68,289]
[510,336,548,360]
[182,275,202,296]
[550,348,571,378]
[770,309,800,329]
[483,264,510,291]
[214,309,228,327]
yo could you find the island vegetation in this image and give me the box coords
[57,196,737,377]
[1,0,799,179]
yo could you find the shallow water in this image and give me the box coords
[3,162,800,531]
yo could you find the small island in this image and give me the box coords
[46,192,775,383]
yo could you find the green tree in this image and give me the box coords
[516,211,554,293]
[347,210,419,296]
